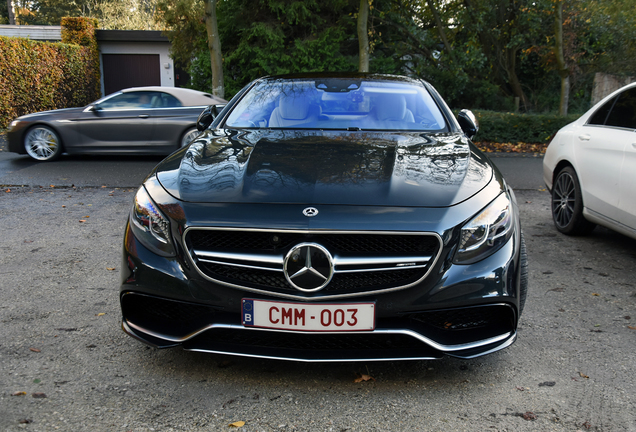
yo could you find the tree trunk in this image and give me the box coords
[426,0,452,57]
[357,0,369,72]
[506,47,529,111]
[554,0,569,116]
[204,0,224,99]
[7,0,15,25]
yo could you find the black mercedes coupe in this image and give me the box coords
[120,73,527,362]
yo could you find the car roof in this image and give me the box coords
[121,86,227,106]
[261,72,425,85]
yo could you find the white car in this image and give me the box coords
[543,82,636,240]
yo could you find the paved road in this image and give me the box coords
[2,141,635,431]
[1,186,634,431]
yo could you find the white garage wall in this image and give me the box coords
[98,41,174,96]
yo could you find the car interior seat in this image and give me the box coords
[373,94,414,123]
[269,94,321,127]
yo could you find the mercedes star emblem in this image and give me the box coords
[303,207,319,217]
[283,243,334,292]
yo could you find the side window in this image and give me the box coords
[588,96,616,126]
[605,87,636,129]
[98,92,155,110]
[154,93,182,108]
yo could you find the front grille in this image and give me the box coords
[199,262,424,294]
[185,229,442,299]
[189,231,438,255]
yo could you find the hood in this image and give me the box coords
[18,107,86,120]
[155,129,494,208]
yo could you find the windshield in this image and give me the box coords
[224,78,447,131]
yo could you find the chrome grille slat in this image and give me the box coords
[184,228,443,300]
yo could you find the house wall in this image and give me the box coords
[98,41,174,96]
[0,24,61,41]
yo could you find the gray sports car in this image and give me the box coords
[6,86,226,161]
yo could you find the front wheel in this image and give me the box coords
[551,166,595,235]
[24,126,62,161]
[180,127,200,148]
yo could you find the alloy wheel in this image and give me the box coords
[25,127,61,161]
[552,171,576,229]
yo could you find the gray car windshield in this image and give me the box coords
[224,78,447,131]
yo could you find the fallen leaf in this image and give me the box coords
[84,215,90,218]
[62,205,66,208]
[628,326,636,330]
[96,313,105,316]
[515,386,527,391]
[79,220,86,223]
[579,372,589,379]
[354,374,376,383]
[12,391,27,396]
[5,189,10,193]
[32,392,47,398]
[18,419,32,424]
[229,421,245,428]
[29,348,41,353]
[582,421,592,429]
[538,381,556,387]
[106,267,116,271]
[592,293,600,296]
[521,412,537,421]
[50,185,55,188]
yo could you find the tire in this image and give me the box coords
[518,233,528,316]
[180,127,200,148]
[24,126,62,161]
[551,166,596,235]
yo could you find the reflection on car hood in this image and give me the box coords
[18,107,85,120]
[155,129,493,207]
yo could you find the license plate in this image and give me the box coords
[242,299,375,332]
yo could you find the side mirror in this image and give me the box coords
[196,104,226,131]
[457,109,479,139]
[89,104,102,113]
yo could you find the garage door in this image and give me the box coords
[102,54,161,95]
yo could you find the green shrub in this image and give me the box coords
[0,17,100,129]
[469,110,580,144]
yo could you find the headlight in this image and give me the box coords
[7,120,20,132]
[130,186,176,257]
[454,192,514,264]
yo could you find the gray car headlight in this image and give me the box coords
[7,119,20,132]
[130,186,176,257]
[454,193,514,264]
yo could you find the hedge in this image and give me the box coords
[0,17,100,129]
[470,110,580,144]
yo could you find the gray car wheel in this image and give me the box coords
[180,128,200,148]
[551,166,595,235]
[24,126,62,161]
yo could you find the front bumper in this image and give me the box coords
[120,215,522,362]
